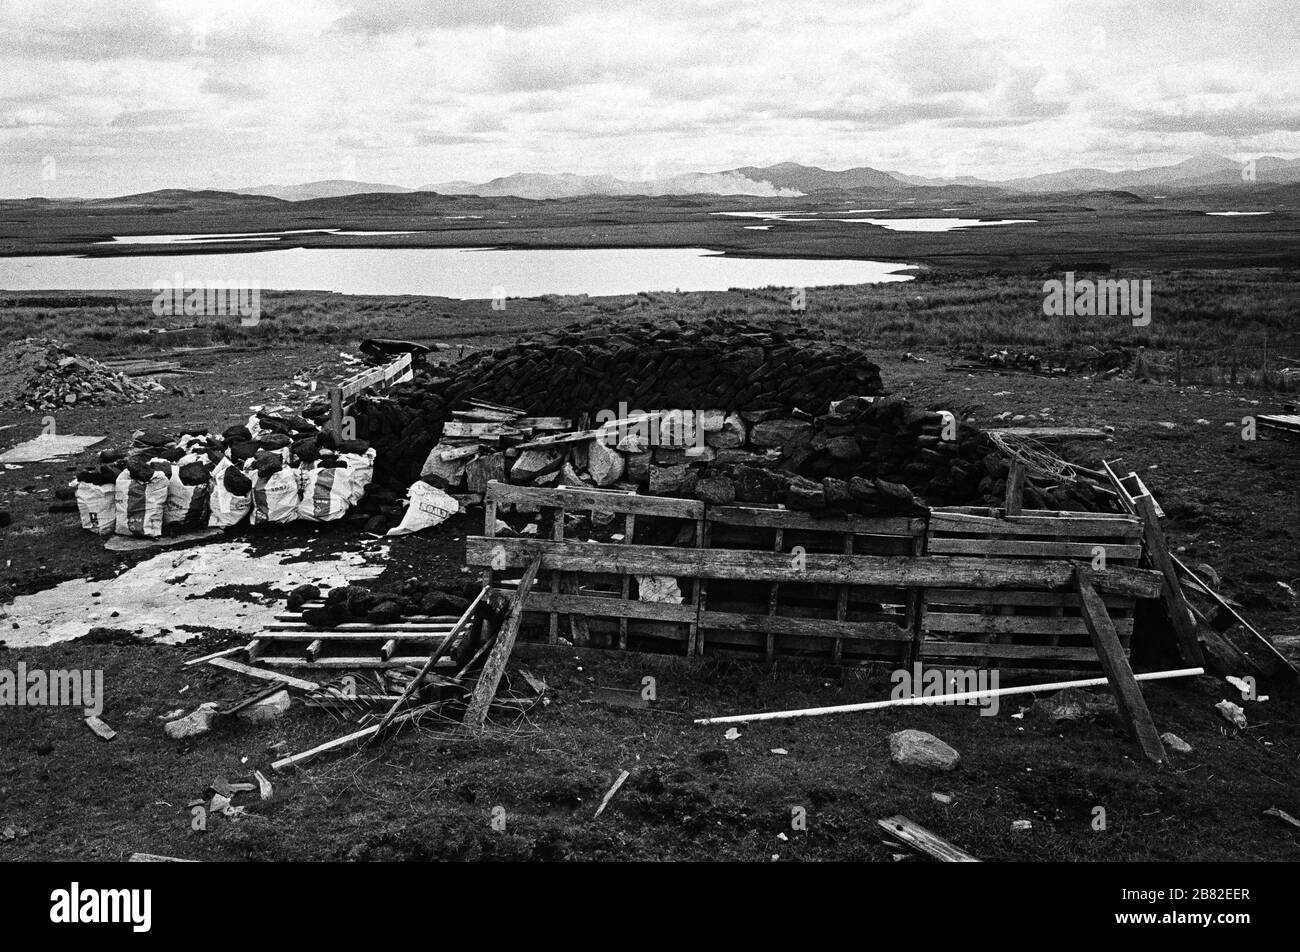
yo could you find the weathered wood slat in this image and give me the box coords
[878,815,980,863]
[256,631,448,642]
[707,505,922,536]
[465,537,1163,598]
[464,555,543,731]
[1076,565,1166,763]
[924,612,1133,636]
[266,623,456,633]
[524,591,697,623]
[928,511,1141,539]
[926,538,1142,560]
[924,588,1131,609]
[700,610,912,641]
[487,481,704,518]
[206,657,321,691]
[920,642,1102,662]
[1134,494,1204,668]
[937,506,1134,521]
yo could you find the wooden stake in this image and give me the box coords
[1133,494,1204,667]
[593,769,631,819]
[1075,565,1166,764]
[463,555,543,731]
[1004,460,1026,517]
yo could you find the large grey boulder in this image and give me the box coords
[888,729,961,771]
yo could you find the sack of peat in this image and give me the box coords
[296,462,352,522]
[163,462,212,529]
[74,480,117,536]
[113,467,168,538]
[208,457,253,528]
[249,462,300,524]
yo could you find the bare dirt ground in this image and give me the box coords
[0,302,1297,862]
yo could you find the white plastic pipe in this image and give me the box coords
[693,667,1204,725]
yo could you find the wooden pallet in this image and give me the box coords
[921,507,1143,669]
[468,482,1162,667]
[327,352,414,434]
[248,602,462,668]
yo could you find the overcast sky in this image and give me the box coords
[2,0,1297,197]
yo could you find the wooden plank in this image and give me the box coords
[701,610,912,641]
[925,588,1130,609]
[1075,566,1166,763]
[513,412,661,451]
[937,506,1134,521]
[523,591,697,623]
[1133,494,1204,668]
[559,572,591,646]
[266,623,456,633]
[619,512,635,650]
[183,643,251,666]
[1004,460,1026,516]
[986,427,1108,440]
[336,352,413,401]
[487,481,704,518]
[465,537,1164,598]
[463,555,543,731]
[206,657,320,691]
[707,505,922,536]
[878,815,980,863]
[921,642,1103,662]
[255,656,444,669]
[926,538,1142,560]
[256,631,447,642]
[927,511,1141,539]
[1172,555,1297,677]
[924,612,1134,636]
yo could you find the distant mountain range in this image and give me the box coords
[191,153,1300,202]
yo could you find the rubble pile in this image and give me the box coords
[0,338,161,410]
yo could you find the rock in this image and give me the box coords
[616,432,648,453]
[1161,732,1193,753]
[560,461,587,486]
[888,729,960,771]
[1216,699,1247,728]
[510,448,564,484]
[694,476,736,505]
[419,443,468,488]
[733,465,786,504]
[624,451,652,483]
[1032,687,1117,722]
[684,444,717,463]
[932,792,953,804]
[825,435,863,461]
[465,452,506,493]
[164,703,220,739]
[704,412,747,449]
[1010,819,1033,832]
[236,689,291,723]
[587,439,625,486]
[750,418,813,448]
[649,463,691,494]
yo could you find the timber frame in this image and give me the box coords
[467,481,1163,670]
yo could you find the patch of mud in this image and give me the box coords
[0,541,386,647]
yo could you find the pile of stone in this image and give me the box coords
[0,338,162,411]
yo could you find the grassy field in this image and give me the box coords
[4,268,1297,389]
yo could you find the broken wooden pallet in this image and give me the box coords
[248,606,463,667]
